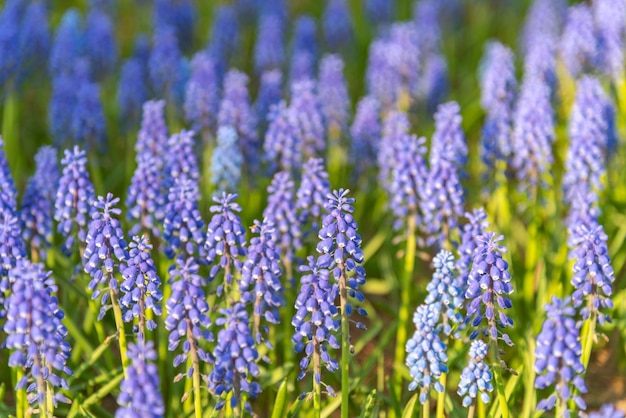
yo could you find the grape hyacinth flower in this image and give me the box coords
[163,129,200,191]
[4,260,72,410]
[20,146,59,260]
[457,340,494,407]
[117,58,149,131]
[425,251,464,336]
[406,302,448,404]
[211,126,242,193]
[254,13,285,74]
[263,171,301,264]
[206,4,239,73]
[165,257,213,396]
[560,4,599,78]
[149,25,182,102]
[290,16,317,84]
[218,69,259,176]
[116,339,165,418]
[465,232,514,346]
[512,76,555,194]
[54,146,96,255]
[389,133,428,233]
[0,1,24,90]
[288,79,326,163]
[350,96,381,179]
[593,0,626,81]
[479,41,517,167]
[318,54,350,138]
[563,76,616,205]
[0,213,26,317]
[72,79,106,150]
[317,189,368,402]
[204,193,247,297]
[240,218,283,348]
[153,0,195,52]
[127,153,166,237]
[49,8,83,77]
[18,1,51,79]
[589,405,626,418]
[521,0,565,55]
[85,7,117,81]
[456,209,489,293]
[49,74,78,147]
[296,158,331,235]
[365,0,394,26]
[378,110,410,189]
[365,39,402,111]
[184,52,219,137]
[322,0,353,50]
[570,224,615,325]
[535,296,587,415]
[136,100,168,157]
[292,256,340,397]
[420,53,449,113]
[256,69,283,130]
[421,104,465,247]
[430,101,467,169]
[263,101,298,173]
[83,193,129,320]
[162,178,205,260]
[120,235,163,337]
[0,138,18,215]
[209,302,261,412]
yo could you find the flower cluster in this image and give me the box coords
[209,302,261,411]
[425,251,464,336]
[350,96,381,179]
[120,236,163,335]
[54,147,96,255]
[406,302,448,404]
[211,126,242,193]
[296,157,330,234]
[116,339,165,418]
[570,224,615,325]
[559,4,598,78]
[240,219,284,348]
[535,296,587,415]
[0,213,26,316]
[465,232,514,346]
[318,54,350,136]
[204,193,247,296]
[83,193,129,320]
[456,209,490,293]
[4,260,72,407]
[264,171,301,262]
[0,137,17,214]
[457,340,494,407]
[162,178,205,260]
[184,52,219,135]
[254,13,285,74]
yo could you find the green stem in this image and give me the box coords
[489,337,509,418]
[15,368,25,418]
[339,264,351,418]
[468,403,476,418]
[477,398,486,418]
[436,373,447,418]
[394,215,416,390]
[35,360,48,417]
[110,287,129,379]
[422,397,430,418]
[187,319,203,418]
[2,92,20,177]
[312,336,322,418]
[581,309,597,370]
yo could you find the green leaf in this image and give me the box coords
[270,379,288,418]
[286,396,303,418]
[401,393,418,418]
[358,389,378,418]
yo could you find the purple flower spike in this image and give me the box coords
[254,13,285,74]
[350,96,381,179]
[49,9,83,77]
[83,193,129,320]
[289,79,326,162]
[117,58,149,131]
[456,209,490,293]
[0,213,26,317]
[263,171,301,262]
[256,69,283,130]
[72,79,106,150]
[20,146,59,260]
[322,0,353,50]
[0,137,18,214]
[263,101,298,173]
[535,296,587,415]
[296,157,331,234]
[120,236,163,336]
[149,25,182,102]
[204,193,247,297]
[165,257,213,381]
[457,340,494,407]
[560,4,599,78]
[218,69,259,175]
[4,260,72,407]
[589,404,626,418]
[318,54,350,136]
[85,7,117,81]
[209,302,261,412]
[116,339,165,418]
[465,232,514,346]
[162,178,205,260]
[570,224,615,325]
[54,146,96,255]
[240,218,284,348]
[406,302,448,404]
[136,100,169,157]
[184,52,220,136]
[378,111,410,189]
